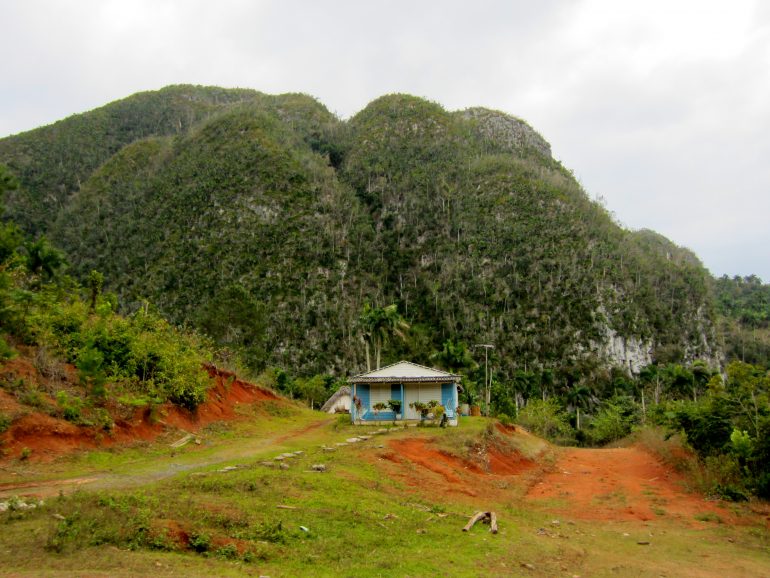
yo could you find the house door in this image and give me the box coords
[404,386,419,420]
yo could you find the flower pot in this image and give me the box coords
[470,405,481,417]
[460,403,470,416]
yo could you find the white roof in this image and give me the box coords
[350,361,460,383]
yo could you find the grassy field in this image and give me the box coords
[1,413,769,577]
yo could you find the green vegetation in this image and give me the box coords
[2,88,769,504]
[0,87,720,384]
[714,274,770,366]
[0,172,215,425]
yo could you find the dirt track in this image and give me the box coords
[526,446,734,524]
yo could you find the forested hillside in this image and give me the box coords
[0,86,721,383]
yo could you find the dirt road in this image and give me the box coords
[526,446,733,524]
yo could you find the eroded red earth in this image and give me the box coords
[0,362,279,462]
[374,429,743,527]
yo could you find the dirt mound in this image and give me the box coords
[526,446,735,525]
[375,436,537,501]
[0,363,282,462]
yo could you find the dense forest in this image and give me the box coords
[1,86,769,497]
[0,86,720,378]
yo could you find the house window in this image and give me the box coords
[369,384,392,408]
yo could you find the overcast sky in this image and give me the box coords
[2,0,769,281]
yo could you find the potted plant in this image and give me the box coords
[465,389,481,417]
[387,399,402,423]
[410,401,430,421]
[372,402,387,422]
[429,402,445,426]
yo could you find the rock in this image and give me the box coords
[637,541,650,545]
[358,435,371,440]
[416,528,427,534]
[521,563,535,570]
[293,451,304,456]
[310,464,327,472]
[52,513,65,520]
[279,463,290,470]
[346,437,361,443]
[260,461,275,468]
[323,447,337,452]
[218,466,238,472]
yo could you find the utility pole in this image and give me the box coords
[475,344,495,416]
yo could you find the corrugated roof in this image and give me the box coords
[350,361,460,383]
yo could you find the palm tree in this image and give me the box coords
[359,303,409,370]
[566,384,591,430]
[25,237,64,282]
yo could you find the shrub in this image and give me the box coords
[188,531,212,553]
[586,397,641,446]
[0,412,11,433]
[56,391,83,422]
[497,413,512,427]
[516,398,574,444]
[0,335,15,360]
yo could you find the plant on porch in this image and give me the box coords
[387,399,402,424]
[372,402,388,422]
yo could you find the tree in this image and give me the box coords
[88,270,104,312]
[432,339,477,374]
[25,237,65,281]
[566,384,591,430]
[359,303,409,370]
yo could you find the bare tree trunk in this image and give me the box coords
[365,341,371,372]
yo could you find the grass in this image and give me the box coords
[2,417,770,577]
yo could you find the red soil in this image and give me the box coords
[377,437,536,500]
[0,362,280,462]
[374,429,741,527]
[526,446,736,524]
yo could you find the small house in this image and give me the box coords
[320,385,351,414]
[349,361,461,426]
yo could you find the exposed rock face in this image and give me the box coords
[595,325,653,374]
[460,107,552,158]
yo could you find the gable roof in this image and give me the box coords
[350,361,460,383]
[320,385,351,412]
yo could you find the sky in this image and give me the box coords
[2,0,769,281]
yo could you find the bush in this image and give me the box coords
[516,398,574,444]
[0,335,15,360]
[56,391,83,422]
[585,396,641,446]
[497,413,512,426]
[0,412,11,433]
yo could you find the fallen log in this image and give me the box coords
[463,511,488,532]
[462,511,499,534]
